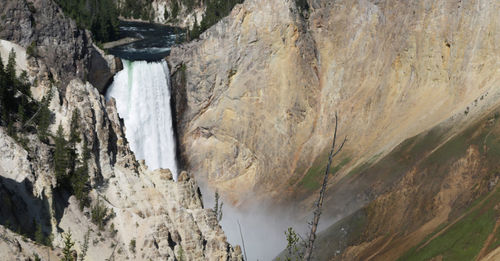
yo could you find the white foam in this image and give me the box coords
[106,60,178,180]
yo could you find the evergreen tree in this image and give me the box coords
[79,229,90,261]
[73,136,90,209]
[214,190,223,222]
[68,109,81,174]
[0,54,5,120]
[69,109,81,145]
[170,0,180,20]
[3,49,17,116]
[37,92,52,141]
[18,70,31,96]
[189,15,200,40]
[54,124,69,186]
[54,0,119,43]
[17,103,25,124]
[7,120,16,138]
[61,231,75,261]
[6,49,16,84]
[34,221,44,244]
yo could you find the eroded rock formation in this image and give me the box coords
[169,0,500,207]
[0,0,241,259]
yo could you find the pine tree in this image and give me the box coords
[0,54,5,121]
[214,190,223,222]
[61,231,75,261]
[79,229,90,261]
[17,103,25,124]
[69,109,81,145]
[18,70,31,96]
[37,92,52,141]
[68,109,81,175]
[73,136,90,209]
[170,0,179,19]
[6,49,16,84]
[54,124,69,186]
[34,221,44,244]
[3,49,17,116]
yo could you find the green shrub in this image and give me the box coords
[91,199,112,231]
[26,41,37,57]
[129,238,136,253]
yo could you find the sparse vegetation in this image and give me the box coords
[33,253,41,261]
[52,111,91,208]
[0,49,41,141]
[79,229,90,261]
[61,231,75,261]
[398,187,500,261]
[129,238,136,254]
[177,245,185,261]
[298,157,350,191]
[189,0,244,39]
[54,123,70,184]
[91,199,112,231]
[284,227,303,261]
[26,41,37,57]
[213,190,223,222]
[34,221,44,245]
[120,0,155,21]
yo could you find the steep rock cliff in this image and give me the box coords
[0,0,241,259]
[0,0,120,93]
[169,0,500,208]
[117,0,205,28]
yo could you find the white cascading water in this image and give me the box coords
[106,60,178,180]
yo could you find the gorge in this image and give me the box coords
[0,0,500,260]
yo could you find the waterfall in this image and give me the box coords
[106,60,178,180]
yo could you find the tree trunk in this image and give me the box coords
[303,113,347,261]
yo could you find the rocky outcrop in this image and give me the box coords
[150,0,205,28]
[168,0,500,209]
[0,225,61,260]
[116,0,205,28]
[169,0,319,201]
[0,0,242,258]
[0,74,242,260]
[0,0,119,93]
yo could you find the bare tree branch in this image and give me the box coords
[303,112,347,261]
[237,220,248,261]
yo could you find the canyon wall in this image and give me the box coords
[0,0,120,93]
[116,0,205,28]
[169,0,500,259]
[169,0,500,207]
[0,0,241,259]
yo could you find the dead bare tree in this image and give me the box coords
[303,112,347,261]
[237,220,248,261]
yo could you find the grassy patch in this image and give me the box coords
[423,132,468,166]
[344,153,382,180]
[298,155,351,191]
[398,187,500,261]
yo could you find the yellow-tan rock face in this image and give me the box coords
[169,0,500,206]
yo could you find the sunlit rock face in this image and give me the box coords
[169,0,500,207]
